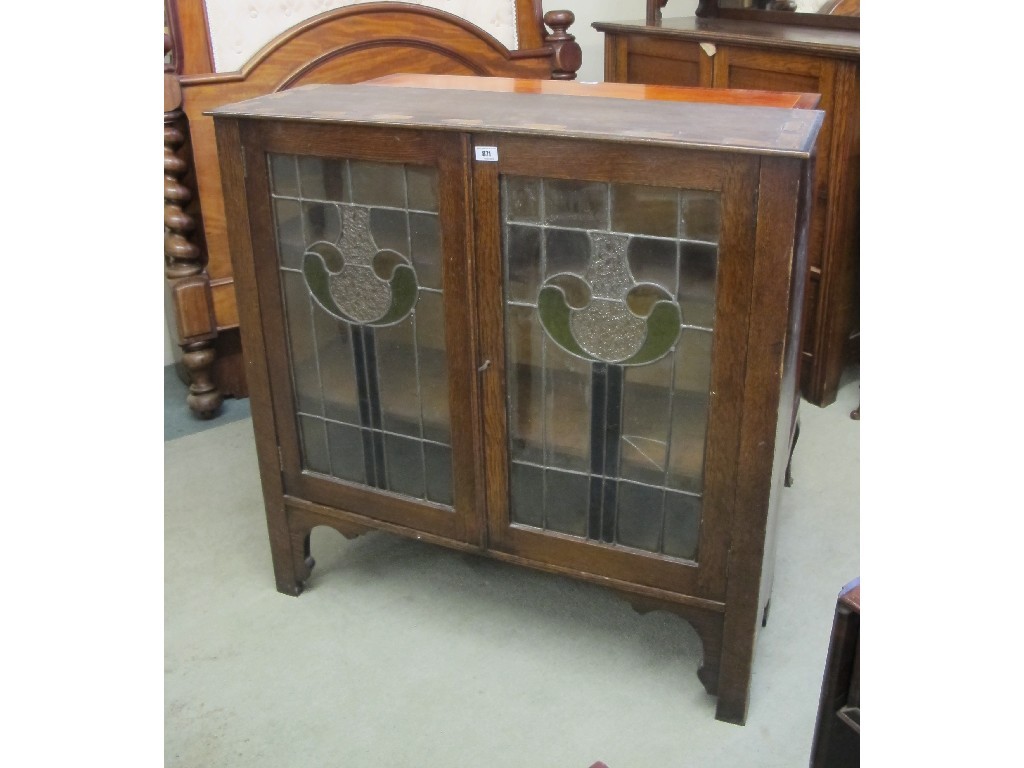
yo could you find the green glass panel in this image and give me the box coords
[537,285,589,361]
[377,265,418,326]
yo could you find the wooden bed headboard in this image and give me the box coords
[164,1,581,417]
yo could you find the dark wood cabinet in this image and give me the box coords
[595,10,859,407]
[211,75,822,725]
[810,578,860,767]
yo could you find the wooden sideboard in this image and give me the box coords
[595,3,859,406]
[211,75,822,724]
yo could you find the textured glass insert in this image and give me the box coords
[271,153,452,508]
[501,175,720,561]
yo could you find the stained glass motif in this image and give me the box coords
[270,153,452,507]
[502,176,720,561]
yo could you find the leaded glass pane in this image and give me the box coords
[505,176,541,222]
[680,190,721,242]
[612,183,678,238]
[544,179,607,229]
[302,201,342,244]
[410,213,442,291]
[406,165,438,213]
[269,154,299,197]
[350,160,406,208]
[506,305,544,465]
[501,175,719,561]
[270,153,452,507]
[297,156,347,201]
[273,199,305,270]
[544,468,589,537]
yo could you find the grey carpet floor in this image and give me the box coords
[165,369,859,767]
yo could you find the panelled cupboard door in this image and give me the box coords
[473,134,761,602]
[238,121,483,545]
[711,46,835,275]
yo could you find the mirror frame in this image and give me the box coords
[647,0,859,31]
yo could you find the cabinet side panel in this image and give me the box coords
[715,156,805,726]
[213,116,297,593]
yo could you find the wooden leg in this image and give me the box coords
[268,521,311,597]
[273,509,374,596]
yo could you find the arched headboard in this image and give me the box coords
[164,1,581,417]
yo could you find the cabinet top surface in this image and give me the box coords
[209,78,824,158]
[593,16,859,58]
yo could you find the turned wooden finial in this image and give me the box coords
[543,10,582,80]
[647,0,670,24]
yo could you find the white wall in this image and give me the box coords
[163,0,699,366]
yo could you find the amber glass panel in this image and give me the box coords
[501,175,720,560]
[270,153,452,507]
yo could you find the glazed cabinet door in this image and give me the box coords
[473,134,761,601]
[235,121,483,545]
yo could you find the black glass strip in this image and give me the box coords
[601,478,619,543]
[350,326,377,486]
[361,327,387,488]
[351,326,387,488]
[602,364,625,543]
[603,364,624,479]
[587,363,608,540]
[588,475,604,540]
